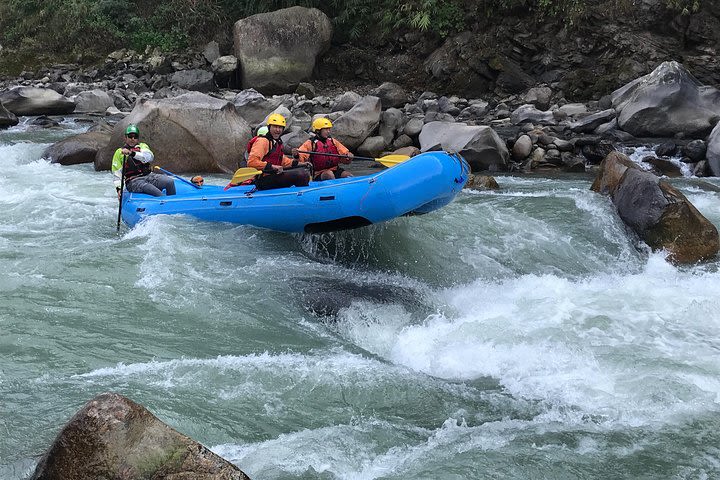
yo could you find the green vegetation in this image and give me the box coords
[0,0,708,74]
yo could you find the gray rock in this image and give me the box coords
[233,89,287,125]
[392,134,414,149]
[170,69,215,92]
[570,109,617,133]
[234,7,332,93]
[44,130,112,165]
[612,61,720,137]
[0,101,19,127]
[73,89,114,114]
[591,152,719,263]
[357,135,387,157]
[31,392,250,480]
[332,96,382,150]
[295,82,316,99]
[0,86,75,115]
[95,92,251,174]
[418,121,509,172]
[654,141,677,157]
[512,134,533,160]
[370,82,410,109]
[402,116,424,138]
[523,86,553,111]
[510,104,555,125]
[203,40,221,64]
[557,103,588,117]
[331,91,361,112]
[379,108,405,145]
[211,55,238,76]
[683,139,707,162]
[707,121,720,176]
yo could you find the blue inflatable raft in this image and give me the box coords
[121,151,469,233]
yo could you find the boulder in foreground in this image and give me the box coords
[32,392,250,480]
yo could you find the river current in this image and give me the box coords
[1,119,720,479]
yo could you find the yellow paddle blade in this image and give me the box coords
[230,167,261,184]
[375,154,410,167]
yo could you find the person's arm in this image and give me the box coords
[295,140,312,162]
[111,148,124,188]
[138,143,153,155]
[281,154,295,169]
[247,137,272,172]
[334,139,353,164]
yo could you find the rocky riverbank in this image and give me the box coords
[1,56,718,180]
[1,5,719,178]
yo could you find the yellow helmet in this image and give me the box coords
[312,117,333,132]
[267,113,286,127]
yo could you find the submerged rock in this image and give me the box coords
[298,277,423,318]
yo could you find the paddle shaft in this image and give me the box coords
[296,150,375,162]
[154,166,201,189]
[115,156,126,233]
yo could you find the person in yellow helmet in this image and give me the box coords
[295,117,353,181]
[111,124,176,197]
[247,113,311,190]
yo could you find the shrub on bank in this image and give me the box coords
[0,0,706,74]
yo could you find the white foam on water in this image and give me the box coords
[211,416,511,479]
[626,145,693,177]
[73,348,397,387]
[334,251,720,429]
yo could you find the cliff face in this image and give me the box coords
[318,0,720,101]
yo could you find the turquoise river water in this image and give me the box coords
[1,118,720,479]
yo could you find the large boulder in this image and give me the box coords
[31,392,250,480]
[379,108,406,145]
[422,31,495,97]
[73,89,114,114]
[232,89,288,126]
[170,69,215,92]
[418,122,509,172]
[570,109,617,133]
[707,121,720,176]
[591,151,719,263]
[370,82,410,109]
[44,130,112,165]
[0,86,75,115]
[233,7,332,93]
[332,96,382,150]
[611,61,720,138]
[95,92,251,174]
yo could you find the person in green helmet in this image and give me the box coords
[111,124,176,197]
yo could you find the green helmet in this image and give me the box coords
[125,124,140,136]
[257,126,268,136]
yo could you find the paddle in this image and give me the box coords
[154,166,201,189]
[230,167,262,184]
[224,164,314,190]
[116,155,126,233]
[296,151,410,168]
